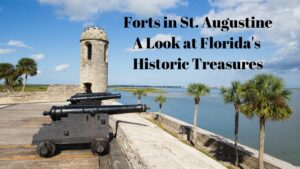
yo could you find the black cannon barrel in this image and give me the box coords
[68,93,121,102]
[43,104,148,121]
[72,92,112,97]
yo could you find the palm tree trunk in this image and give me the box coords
[258,117,265,169]
[137,96,141,104]
[193,102,199,147]
[159,104,162,114]
[234,105,240,168]
[158,104,162,123]
[5,78,12,92]
[8,83,14,93]
[5,81,10,92]
[21,74,27,94]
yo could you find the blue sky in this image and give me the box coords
[0,0,299,87]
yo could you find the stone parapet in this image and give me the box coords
[0,85,80,104]
[141,112,298,169]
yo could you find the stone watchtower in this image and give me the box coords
[80,26,108,93]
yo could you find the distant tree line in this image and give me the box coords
[109,84,184,88]
[0,57,37,93]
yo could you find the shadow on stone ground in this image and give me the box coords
[115,120,148,137]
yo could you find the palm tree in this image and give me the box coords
[16,58,37,94]
[220,81,243,168]
[0,63,19,92]
[187,83,210,146]
[154,95,167,122]
[241,74,292,169]
[132,88,147,104]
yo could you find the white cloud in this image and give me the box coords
[208,0,264,9]
[38,0,187,21]
[166,13,183,22]
[290,68,298,73]
[37,70,43,74]
[127,33,182,52]
[30,53,45,61]
[201,0,300,71]
[7,40,32,49]
[0,48,15,55]
[54,64,69,71]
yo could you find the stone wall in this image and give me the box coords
[141,113,297,169]
[0,85,81,104]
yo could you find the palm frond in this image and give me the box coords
[132,88,147,97]
[187,83,210,99]
[241,74,292,121]
[154,95,166,104]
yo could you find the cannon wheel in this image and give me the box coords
[37,141,56,157]
[91,140,109,156]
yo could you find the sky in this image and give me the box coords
[0,0,299,87]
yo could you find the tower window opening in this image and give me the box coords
[86,42,92,60]
[104,44,108,63]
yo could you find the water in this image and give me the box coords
[109,88,300,165]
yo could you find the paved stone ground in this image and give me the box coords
[0,102,228,169]
[0,103,131,169]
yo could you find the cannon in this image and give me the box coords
[68,93,121,105]
[72,92,112,97]
[32,103,148,157]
